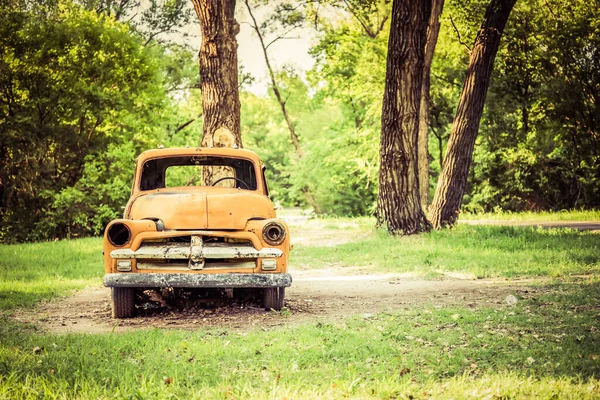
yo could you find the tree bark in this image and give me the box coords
[418,0,445,210]
[377,0,432,235]
[429,0,517,228]
[191,0,241,149]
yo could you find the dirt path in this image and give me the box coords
[13,268,548,334]
[13,221,585,334]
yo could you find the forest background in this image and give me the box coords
[1,0,598,243]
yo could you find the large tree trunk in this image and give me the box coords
[429,0,517,228]
[191,0,241,149]
[418,0,445,210]
[377,0,432,235]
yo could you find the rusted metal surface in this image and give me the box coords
[103,147,291,286]
[110,240,283,260]
[136,261,256,270]
[189,235,205,270]
[104,273,292,288]
[127,190,276,231]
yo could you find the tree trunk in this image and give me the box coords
[418,0,445,210]
[191,0,241,149]
[377,0,432,235]
[429,0,517,228]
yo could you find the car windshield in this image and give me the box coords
[139,156,258,191]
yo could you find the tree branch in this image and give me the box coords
[341,0,375,38]
[143,28,172,46]
[449,15,472,53]
[243,0,303,158]
[175,113,202,133]
[265,27,300,50]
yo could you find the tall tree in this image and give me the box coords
[190,0,241,148]
[377,0,432,235]
[418,0,445,209]
[243,0,326,211]
[243,0,303,156]
[429,0,517,228]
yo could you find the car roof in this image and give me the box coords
[136,147,263,164]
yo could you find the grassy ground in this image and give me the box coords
[293,225,600,278]
[0,237,101,310]
[0,215,599,398]
[1,224,598,310]
[280,208,600,223]
[458,209,600,221]
[0,278,598,398]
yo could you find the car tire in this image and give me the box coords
[112,287,135,318]
[263,287,285,311]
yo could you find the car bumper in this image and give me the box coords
[104,273,292,289]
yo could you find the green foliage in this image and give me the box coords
[80,0,194,45]
[462,0,600,211]
[2,0,599,241]
[296,0,600,215]
[0,0,199,242]
[242,70,379,215]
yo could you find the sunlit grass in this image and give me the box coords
[0,237,102,309]
[1,223,599,310]
[0,280,598,398]
[0,217,599,398]
[291,225,600,278]
[459,209,600,221]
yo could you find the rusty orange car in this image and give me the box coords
[103,147,291,318]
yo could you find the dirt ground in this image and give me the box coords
[13,268,549,334]
[13,223,581,334]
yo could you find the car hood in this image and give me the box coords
[127,189,276,230]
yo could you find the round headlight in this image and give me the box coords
[107,223,131,246]
[262,221,286,246]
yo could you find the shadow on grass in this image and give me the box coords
[0,280,598,398]
[292,225,600,278]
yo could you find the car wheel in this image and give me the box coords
[263,287,285,311]
[112,287,135,318]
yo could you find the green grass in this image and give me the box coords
[0,237,102,309]
[0,224,598,310]
[0,217,599,398]
[0,279,598,398]
[459,209,600,221]
[292,225,600,278]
